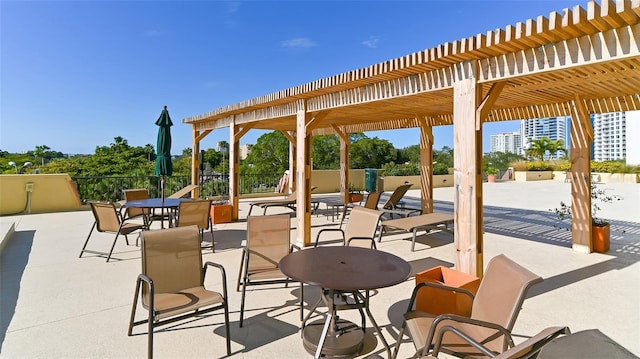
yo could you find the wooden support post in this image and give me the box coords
[453,61,484,277]
[296,101,312,247]
[333,125,350,204]
[570,97,593,253]
[228,122,240,221]
[191,130,200,199]
[418,118,434,213]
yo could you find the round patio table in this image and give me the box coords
[124,198,189,228]
[280,246,410,359]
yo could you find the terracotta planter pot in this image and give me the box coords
[415,266,480,316]
[210,204,232,224]
[487,174,497,183]
[348,193,364,203]
[592,224,610,253]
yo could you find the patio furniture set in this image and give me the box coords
[76,184,599,359]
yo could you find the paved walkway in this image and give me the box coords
[1,181,638,358]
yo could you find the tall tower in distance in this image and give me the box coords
[490,132,522,154]
[592,112,626,161]
[520,117,568,159]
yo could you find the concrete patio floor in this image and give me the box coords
[1,181,638,358]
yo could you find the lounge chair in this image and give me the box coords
[393,254,543,358]
[378,212,454,251]
[128,225,231,359]
[168,184,199,198]
[379,183,420,218]
[236,213,303,327]
[246,186,317,216]
[425,326,571,359]
[79,201,146,262]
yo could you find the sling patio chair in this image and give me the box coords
[122,188,153,228]
[79,201,147,262]
[338,190,383,228]
[128,225,231,359]
[307,206,384,330]
[171,199,215,252]
[424,326,571,359]
[236,213,303,327]
[246,186,318,216]
[393,254,543,359]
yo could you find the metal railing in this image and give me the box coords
[72,173,284,203]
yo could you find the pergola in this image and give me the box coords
[183,0,640,276]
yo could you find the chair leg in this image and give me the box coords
[208,226,215,253]
[239,279,247,327]
[223,297,231,355]
[106,233,120,262]
[79,223,96,258]
[392,323,407,359]
[300,281,304,321]
[128,279,142,336]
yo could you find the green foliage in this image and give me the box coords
[433,163,449,175]
[486,167,499,175]
[590,160,636,173]
[526,137,565,160]
[434,146,454,168]
[483,151,526,171]
[380,162,420,176]
[349,137,396,169]
[241,131,290,174]
[312,135,340,169]
[396,145,421,164]
[552,184,623,226]
[525,161,553,171]
[548,159,571,171]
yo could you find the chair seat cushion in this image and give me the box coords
[147,286,224,320]
[247,268,288,282]
[404,310,504,356]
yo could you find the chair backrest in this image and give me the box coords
[381,183,412,209]
[246,214,291,271]
[90,202,122,233]
[471,254,543,331]
[343,207,383,248]
[363,191,383,210]
[140,226,203,299]
[175,199,212,230]
[124,188,150,218]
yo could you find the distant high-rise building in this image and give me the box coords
[626,111,640,165]
[592,112,626,162]
[520,117,568,159]
[490,132,521,154]
[239,144,252,160]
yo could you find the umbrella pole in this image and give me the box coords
[161,176,166,228]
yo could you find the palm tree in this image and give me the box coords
[33,145,51,165]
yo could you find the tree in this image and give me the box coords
[483,151,526,171]
[349,137,396,169]
[433,146,454,168]
[81,137,154,176]
[312,135,340,169]
[33,145,51,165]
[241,131,290,174]
[526,137,564,160]
[397,145,421,164]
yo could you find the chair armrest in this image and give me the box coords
[423,314,514,357]
[406,281,476,313]
[136,274,155,317]
[204,261,228,300]
[314,228,345,247]
[430,324,498,358]
[290,243,302,252]
[346,236,377,249]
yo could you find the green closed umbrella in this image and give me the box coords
[154,105,173,202]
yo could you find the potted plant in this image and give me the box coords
[552,184,623,253]
[486,167,499,183]
[348,183,364,203]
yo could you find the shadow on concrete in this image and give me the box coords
[0,230,35,352]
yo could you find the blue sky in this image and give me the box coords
[1,0,582,155]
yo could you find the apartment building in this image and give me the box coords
[592,112,627,162]
[490,132,522,154]
[520,117,568,159]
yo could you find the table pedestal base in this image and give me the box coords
[302,319,363,358]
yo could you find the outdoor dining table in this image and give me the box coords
[123,197,190,229]
[279,246,411,359]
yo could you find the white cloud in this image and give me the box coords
[226,1,241,14]
[361,36,379,49]
[281,37,317,48]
